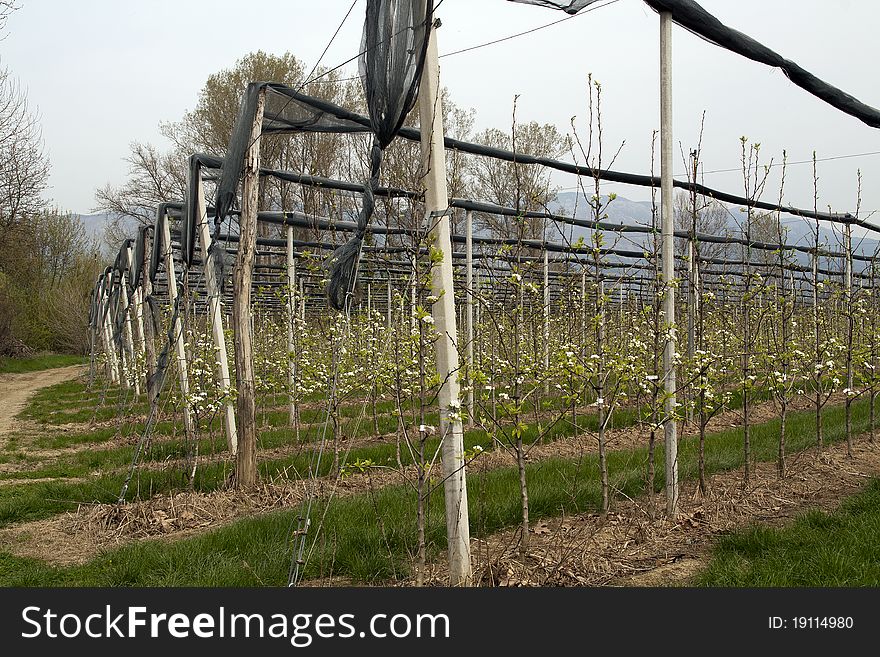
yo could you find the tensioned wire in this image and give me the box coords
[117,201,230,501]
[286,194,370,586]
[306,0,619,85]
[285,188,409,585]
[289,197,449,586]
[249,0,623,158]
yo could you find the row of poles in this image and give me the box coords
[87,10,863,586]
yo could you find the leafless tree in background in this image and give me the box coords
[0,66,50,255]
[94,142,187,246]
[470,121,566,240]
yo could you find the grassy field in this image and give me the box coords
[697,478,880,586]
[0,372,874,586]
[0,353,86,374]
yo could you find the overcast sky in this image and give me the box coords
[3,0,880,233]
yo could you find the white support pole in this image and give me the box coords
[543,246,550,396]
[127,246,147,364]
[101,309,119,384]
[418,7,471,586]
[386,279,392,330]
[140,232,159,403]
[196,168,238,454]
[660,10,679,517]
[116,309,130,389]
[287,224,297,427]
[162,213,195,442]
[465,210,475,427]
[120,275,140,396]
[101,273,120,384]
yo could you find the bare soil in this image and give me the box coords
[409,438,880,588]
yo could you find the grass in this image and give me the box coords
[0,400,618,511]
[0,373,623,492]
[21,382,150,424]
[0,386,872,586]
[0,353,86,374]
[696,478,880,586]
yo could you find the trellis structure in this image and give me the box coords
[88,0,880,587]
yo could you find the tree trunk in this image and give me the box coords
[778,400,787,478]
[232,86,265,489]
[516,432,530,550]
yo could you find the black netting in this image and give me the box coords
[132,225,149,287]
[508,0,600,14]
[263,85,371,135]
[88,277,102,335]
[212,1,433,311]
[182,155,202,267]
[214,84,369,225]
[149,209,165,284]
[219,88,860,229]
[98,266,111,329]
[511,0,880,129]
[149,203,183,283]
[324,0,433,310]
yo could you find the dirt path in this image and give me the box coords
[0,365,87,439]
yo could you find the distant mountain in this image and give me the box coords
[76,212,141,256]
[546,191,880,270]
[77,212,114,241]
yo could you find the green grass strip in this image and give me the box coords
[696,477,880,586]
[0,391,872,586]
[0,354,86,374]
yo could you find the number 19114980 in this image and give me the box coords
[769,616,854,629]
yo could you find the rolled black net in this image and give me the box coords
[320,0,433,310]
[212,1,433,311]
[510,0,880,129]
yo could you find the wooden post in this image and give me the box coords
[287,224,297,427]
[660,10,679,517]
[418,7,471,586]
[162,212,195,442]
[195,166,238,454]
[232,86,266,488]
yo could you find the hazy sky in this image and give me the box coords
[3,0,880,232]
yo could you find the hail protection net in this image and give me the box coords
[325,0,433,310]
[509,0,880,129]
[210,1,433,310]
